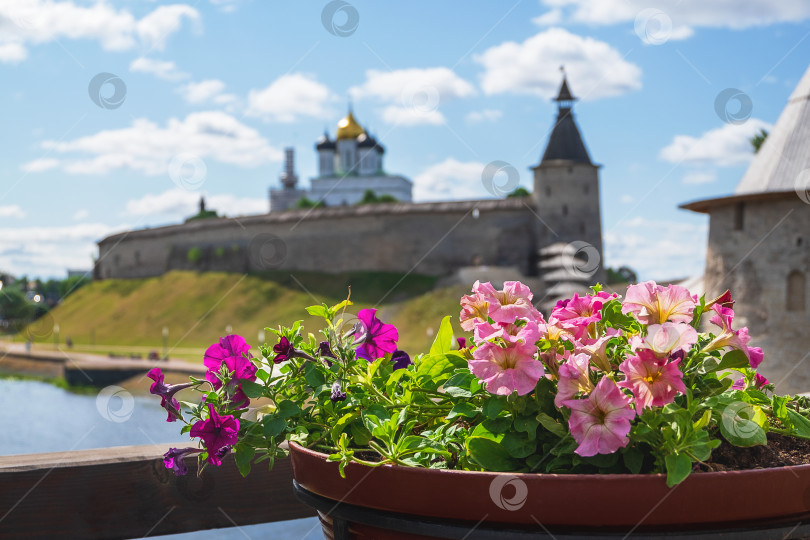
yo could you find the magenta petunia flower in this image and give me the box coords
[273,337,296,364]
[644,322,698,357]
[354,308,399,361]
[622,281,696,325]
[147,367,193,422]
[476,281,541,325]
[555,352,594,407]
[563,377,636,457]
[618,349,686,413]
[190,404,240,466]
[163,447,202,476]
[732,373,770,390]
[203,335,257,408]
[469,341,544,396]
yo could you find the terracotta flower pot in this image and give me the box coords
[289,442,810,539]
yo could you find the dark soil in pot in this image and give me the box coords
[700,433,810,472]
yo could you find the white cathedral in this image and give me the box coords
[269,110,413,211]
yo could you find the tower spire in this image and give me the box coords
[554,65,576,108]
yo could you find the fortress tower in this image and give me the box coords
[269,148,306,212]
[682,64,810,394]
[533,74,607,293]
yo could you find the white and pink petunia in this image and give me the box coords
[622,281,696,325]
[563,377,636,457]
[469,340,544,396]
[618,349,686,413]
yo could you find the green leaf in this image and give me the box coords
[665,453,693,487]
[482,416,512,434]
[718,350,750,370]
[329,413,357,444]
[303,363,326,388]
[262,416,286,439]
[501,432,537,459]
[482,396,508,419]
[787,409,810,439]
[415,352,466,390]
[305,304,329,318]
[447,402,479,420]
[536,412,566,438]
[276,400,302,419]
[719,403,768,446]
[429,316,454,355]
[692,409,711,431]
[239,379,265,399]
[328,299,352,316]
[513,415,540,441]
[466,436,517,471]
[772,396,790,423]
[622,447,644,474]
[234,444,255,477]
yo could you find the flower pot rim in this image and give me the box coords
[289,440,810,480]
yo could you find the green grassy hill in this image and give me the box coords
[19,271,470,362]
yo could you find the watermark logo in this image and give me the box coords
[168,153,207,191]
[721,401,760,440]
[96,385,135,423]
[634,9,672,45]
[489,475,528,511]
[482,160,520,197]
[88,72,127,110]
[400,83,440,116]
[794,168,810,205]
[24,312,54,341]
[714,88,752,125]
[562,241,601,280]
[321,1,359,37]
[248,234,287,270]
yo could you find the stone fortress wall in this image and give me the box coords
[96,198,541,281]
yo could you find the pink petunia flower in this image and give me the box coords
[475,281,541,324]
[554,352,594,407]
[577,327,622,371]
[459,291,490,332]
[469,340,544,396]
[705,305,762,368]
[551,294,604,329]
[473,318,541,347]
[354,308,399,361]
[644,322,698,357]
[563,377,636,457]
[618,349,686,413]
[622,281,696,325]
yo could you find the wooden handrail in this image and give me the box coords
[0,444,315,539]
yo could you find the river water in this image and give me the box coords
[0,378,321,539]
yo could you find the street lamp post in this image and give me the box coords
[162,326,169,360]
[53,324,60,350]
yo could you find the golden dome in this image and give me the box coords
[336,111,366,140]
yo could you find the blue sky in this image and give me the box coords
[1,0,809,280]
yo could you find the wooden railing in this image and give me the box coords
[0,444,315,539]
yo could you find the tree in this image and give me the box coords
[295,197,324,209]
[751,129,768,153]
[606,266,638,285]
[356,190,398,205]
[507,187,531,198]
[0,287,34,331]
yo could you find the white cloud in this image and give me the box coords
[604,217,708,282]
[24,111,282,176]
[413,158,511,202]
[682,170,717,184]
[539,0,810,35]
[351,68,475,126]
[72,209,88,221]
[0,43,26,63]
[0,205,26,219]
[246,73,335,123]
[475,28,642,100]
[533,9,563,26]
[620,194,635,204]
[0,222,128,278]
[0,1,200,63]
[178,79,236,105]
[19,158,59,173]
[466,109,502,124]
[129,57,188,81]
[382,106,445,126]
[125,187,266,218]
[659,119,771,167]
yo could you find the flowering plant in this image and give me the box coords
[150,281,810,486]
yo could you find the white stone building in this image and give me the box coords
[269,110,412,211]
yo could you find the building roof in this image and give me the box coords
[539,76,593,166]
[336,110,366,140]
[679,190,795,213]
[315,131,335,150]
[357,133,385,153]
[735,64,810,195]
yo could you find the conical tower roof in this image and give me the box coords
[540,76,592,165]
[735,65,810,194]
